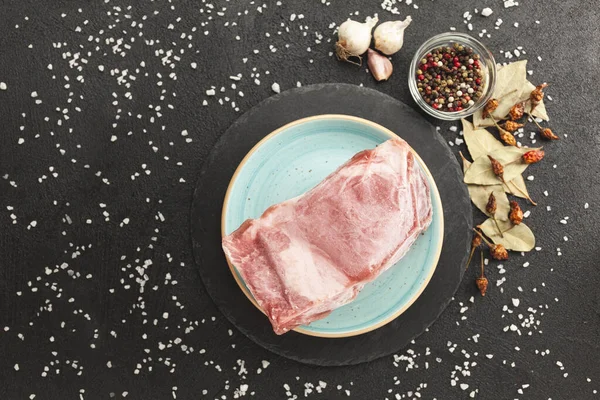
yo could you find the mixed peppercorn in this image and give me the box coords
[416,43,485,112]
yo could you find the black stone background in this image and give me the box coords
[1,0,599,399]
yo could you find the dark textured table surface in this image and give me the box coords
[1,1,599,399]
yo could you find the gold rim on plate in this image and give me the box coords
[221,114,445,338]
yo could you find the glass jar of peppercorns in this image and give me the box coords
[408,32,497,120]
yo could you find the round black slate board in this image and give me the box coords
[190,83,472,366]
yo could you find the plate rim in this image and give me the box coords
[221,114,444,338]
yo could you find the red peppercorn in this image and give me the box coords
[456,106,463,111]
[453,61,461,68]
[427,57,433,63]
[453,56,459,62]
[448,107,454,112]
[475,78,481,84]
[436,74,441,79]
[463,95,471,102]
[456,100,462,106]
[444,53,451,59]
[426,53,432,57]
[418,74,425,81]
[467,65,473,70]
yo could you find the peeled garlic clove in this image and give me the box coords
[367,49,393,81]
[374,16,412,56]
[336,16,378,65]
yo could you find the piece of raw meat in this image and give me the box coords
[222,138,433,334]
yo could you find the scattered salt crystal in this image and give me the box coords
[190,62,197,69]
[512,298,520,307]
[0,82,7,90]
[523,262,529,268]
[481,7,493,17]
[523,210,531,218]
[585,203,589,209]
[206,89,216,96]
[14,364,19,371]
[527,175,534,181]
[271,82,281,93]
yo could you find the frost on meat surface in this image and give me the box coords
[222,139,433,334]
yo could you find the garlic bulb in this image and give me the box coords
[336,16,378,65]
[367,49,393,81]
[374,16,412,56]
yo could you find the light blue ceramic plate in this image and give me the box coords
[222,115,444,338]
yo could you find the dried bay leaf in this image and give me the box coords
[473,60,549,127]
[480,218,535,251]
[460,152,510,220]
[462,119,504,160]
[469,186,510,221]
[464,147,538,185]
[504,175,536,204]
[474,61,528,127]
[460,151,472,172]
[461,119,535,203]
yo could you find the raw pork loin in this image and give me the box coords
[222,138,433,334]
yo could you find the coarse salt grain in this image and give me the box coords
[481,7,493,17]
[271,82,281,93]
